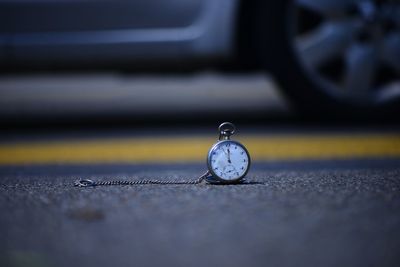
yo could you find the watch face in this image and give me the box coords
[207,140,250,182]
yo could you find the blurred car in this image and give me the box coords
[0,0,399,115]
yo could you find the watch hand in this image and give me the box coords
[227,148,231,163]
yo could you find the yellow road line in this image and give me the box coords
[0,134,400,165]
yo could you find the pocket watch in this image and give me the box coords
[205,122,251,184]
[75,122,250,187]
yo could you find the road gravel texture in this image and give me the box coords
[1,161,400,267]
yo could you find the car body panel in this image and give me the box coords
[0,0,239,65]
[0,1,203,32]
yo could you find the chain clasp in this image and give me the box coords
[74,179,95,187]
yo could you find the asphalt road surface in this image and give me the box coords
[1,126,400,267]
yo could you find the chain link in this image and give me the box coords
[74,171,210,187]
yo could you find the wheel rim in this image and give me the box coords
[291,0,400,106]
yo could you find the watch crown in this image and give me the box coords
[218,122,236,140]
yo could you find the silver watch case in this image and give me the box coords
[206,140,251,184]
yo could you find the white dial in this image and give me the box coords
[208,140,250,182]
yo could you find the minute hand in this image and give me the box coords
[227,148,232,163]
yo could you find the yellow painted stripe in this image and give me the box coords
[0,134,400,165]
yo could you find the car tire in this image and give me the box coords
[245,0,400,119]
